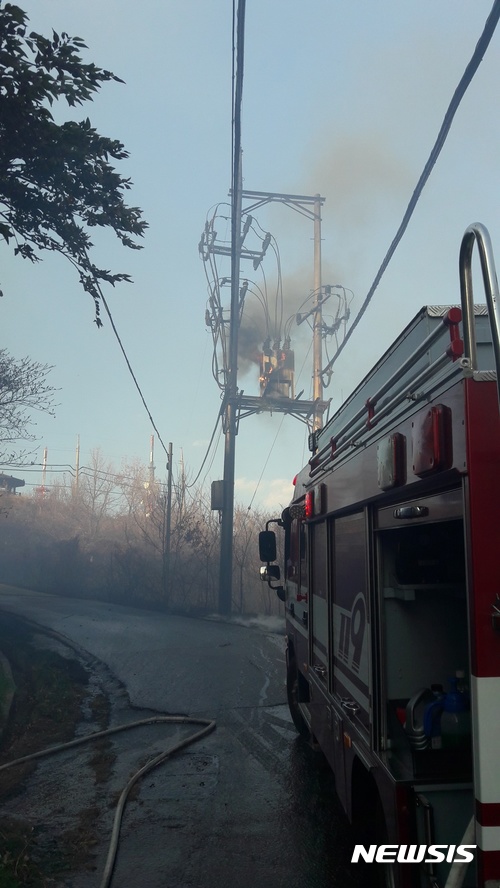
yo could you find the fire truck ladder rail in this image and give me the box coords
[309,309,464,478]
[459,222,500,407]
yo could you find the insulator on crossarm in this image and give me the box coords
[242,216,252,238]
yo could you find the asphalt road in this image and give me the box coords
[0,586,373,888]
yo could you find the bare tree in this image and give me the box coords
[0,348,56,461]
[117,459,165,554]
[76,448,121,542]
[232,506,258,614]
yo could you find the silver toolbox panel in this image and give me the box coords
[376,488,463,530]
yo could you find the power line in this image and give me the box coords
[245,411,287,513]
[98,289,170,457]
[200,422,223,490]
[1,466,75,476]
[322,0,500,375]
[90,245,253,494]
[0,461,159,488]
[186,409,223,489]
[82,256,170,458]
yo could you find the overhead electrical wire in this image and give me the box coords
[244,281,271,335]
[321,286,354,376]
[249,216,284,342]
[185,408,223,489]
[201,205,286,392]
[3,463,158,488]
[201,205,233,390]
[244,411,287,513]
[200,422,223,490]
[322,0,500,375]
[270,242,284,339]
[56,246,171,462]
[98,287,170,457]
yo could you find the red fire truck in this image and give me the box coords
[259,224,500,888]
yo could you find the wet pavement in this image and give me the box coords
[0,587,375,887]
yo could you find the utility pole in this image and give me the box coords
[75,434,80,492]
[218,151,243,615]
[312,193,323,431]
[42,446,47,491]
[201,0,327,615]
[149,434,155,487]
[218,0,246,615]
[163,441,173,598]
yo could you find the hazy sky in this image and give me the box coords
[2,1,500,510]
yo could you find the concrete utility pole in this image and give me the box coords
[75,434,80,491]
[218,150,243,615]
[218,0,246,615]
[163,441,173,598]
[203,0,328,615]
[312,193,323,431]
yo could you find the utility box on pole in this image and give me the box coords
[211,480,225,511]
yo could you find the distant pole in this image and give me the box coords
[149,434,155,486]
[312,193,323,431]
[42,447,48,490]
[75,435,80,491]
[163,441,173,598]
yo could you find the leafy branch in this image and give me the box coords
[0,3,147,323]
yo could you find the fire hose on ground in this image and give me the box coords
[0,714,217,888]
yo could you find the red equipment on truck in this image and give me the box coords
[259,224,500,888]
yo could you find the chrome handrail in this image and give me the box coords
[459,224,500,404]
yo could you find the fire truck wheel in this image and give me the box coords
[354,773,396,888]
[286,656,310,740]
[373,800,396,888]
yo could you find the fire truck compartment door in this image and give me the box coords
[309,521,329,679]
[331,512,371,736]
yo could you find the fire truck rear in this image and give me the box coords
[259,224,500,888]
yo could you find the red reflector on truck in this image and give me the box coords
[412,404,452,476]
[305,490,314,518]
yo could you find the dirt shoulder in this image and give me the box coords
[0,613,113,887]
